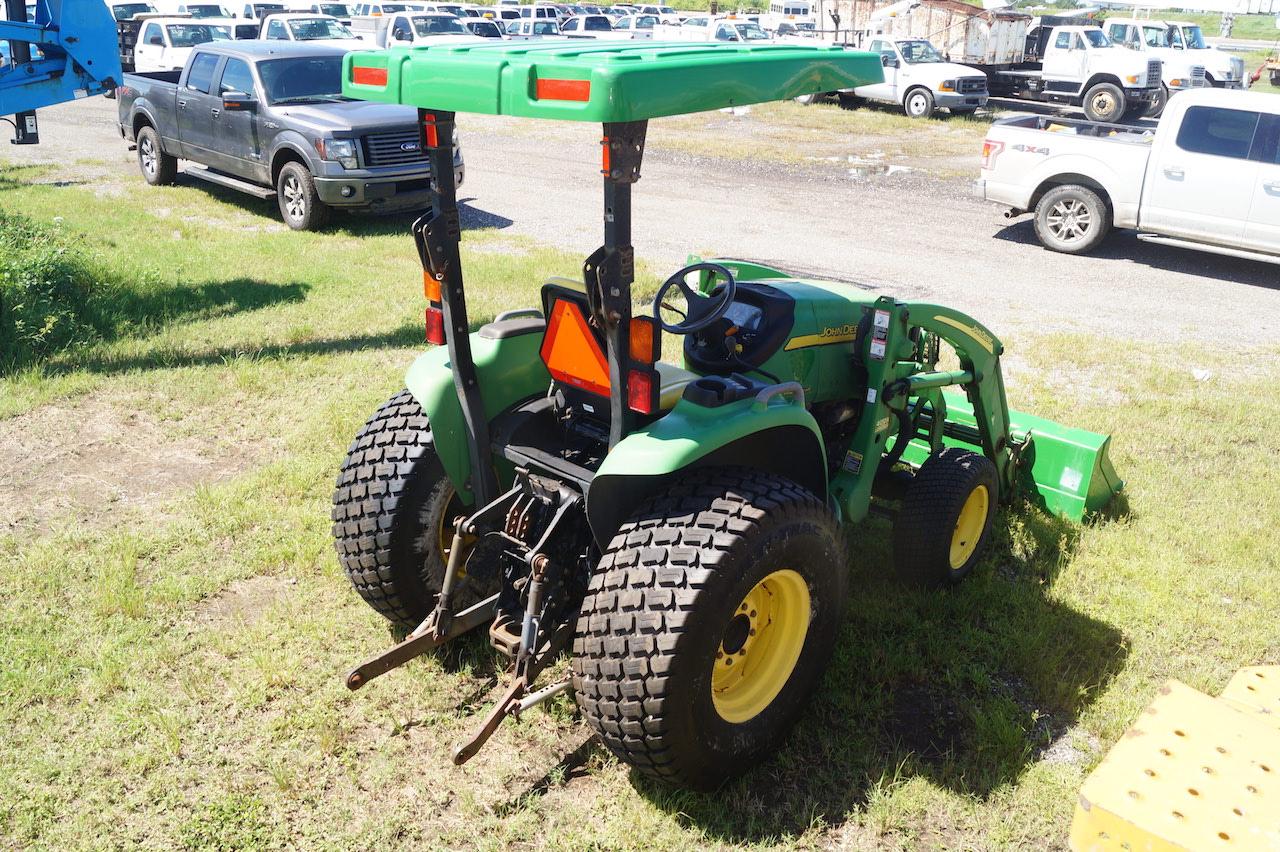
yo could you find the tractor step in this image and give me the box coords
[899,391,1122,521]
[1069,670,1280,851]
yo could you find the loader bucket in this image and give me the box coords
[901,391,1123,522]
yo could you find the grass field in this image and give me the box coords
[1,165,1278,851]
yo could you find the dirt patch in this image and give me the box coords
[194,575,295,629]
[0,394,259,534]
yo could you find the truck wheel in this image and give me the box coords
[903,87,935,119]
[331,389,483,629]
[893,447,998,588]
[1033,184,1112,254]
[1082,82,1125,123]
[1144,84,1169,118]
[277,161,330,231]
[571,468,847,790]
[793,92,823,105]
[136,125,176,186]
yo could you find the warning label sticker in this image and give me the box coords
[869,339,886,360]
[843,451,863,474]
[873,309,890,330]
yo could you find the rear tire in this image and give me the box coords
[136,125,176,186]
[331,389,475,629]
[904,87,935,119]
[571,469,847,790]
[1033,183,1112,255]
[1082,82,1125,123]
[893,448,998,588]
[277,161,330,231]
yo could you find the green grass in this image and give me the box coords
[1,168,1278,850]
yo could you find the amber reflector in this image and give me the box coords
[628,316,656,364]
[540,300,610,397]
[423,271,442,303]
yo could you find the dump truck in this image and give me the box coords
[331,40,1123,790]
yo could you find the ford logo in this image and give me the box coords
[400,141,421,152]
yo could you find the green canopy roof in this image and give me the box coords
[342,41,883,122]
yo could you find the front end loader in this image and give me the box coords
[330,41,1123,789]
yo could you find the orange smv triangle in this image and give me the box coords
[540,299,611,398]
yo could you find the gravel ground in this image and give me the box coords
[7,94,1279,345]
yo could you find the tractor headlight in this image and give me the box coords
[939,79,955,92]
[316,137,357,169]
[1170,78,1184,87]
[1124,74,1140,85]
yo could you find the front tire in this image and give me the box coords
[571,469,848,790]
[893,448,998,587]
[136,125,176,186]
[331,389,474,629]
[1033,183,1112,254]
[277,161,330,231]
[1144,84,1169,118]
[1082,82,1126,123]
[904,87,935,119]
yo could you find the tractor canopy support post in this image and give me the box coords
[587,120,648,448]
[415,108,498,505]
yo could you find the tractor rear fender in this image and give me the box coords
[404,330,551,504]
[585,394,827,549]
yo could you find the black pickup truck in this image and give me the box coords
[116,41,463,229]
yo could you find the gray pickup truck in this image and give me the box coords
[116,41,463,229]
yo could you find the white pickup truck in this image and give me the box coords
[977,89,1280,264]
[853,37,988,118]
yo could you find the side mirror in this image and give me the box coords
[392,26,408,38]
[222,91,257,110]
[881,54,898,68]
[149,35,164,45]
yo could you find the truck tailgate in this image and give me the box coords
[979,114,1153,225]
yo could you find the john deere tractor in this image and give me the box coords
[331,41,1122,789]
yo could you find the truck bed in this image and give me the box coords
[996,113,1155,145]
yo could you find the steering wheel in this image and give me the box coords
[653,262,738,334]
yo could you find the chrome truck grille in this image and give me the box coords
[1191,65,1207,86]
[361,130,429,168]
[1146,60,1161,87]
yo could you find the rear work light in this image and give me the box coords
[425,306,445,346]
[627,368,656,415]
[980,139,1004,170]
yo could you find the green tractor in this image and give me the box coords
[331,42,1123,789]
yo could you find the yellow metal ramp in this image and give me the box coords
[1070,670,1280,851]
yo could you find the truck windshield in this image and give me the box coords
[166,23,233,46]
[186,4,231,17]
[468,20,502,35]
[258,55,349,104]
[253,3,286,14]
[734,22,770,40]
[532,20,559,33]
[111,3,156,19]
[289,18,355,38]
[1141,25,1168,47]
[897,40,943,63]
[414,15,467,34]
[1180,26,1206,49]
[317,3,351,14]
[1081,29,1110,48]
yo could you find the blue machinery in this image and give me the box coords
[0,0,121,144]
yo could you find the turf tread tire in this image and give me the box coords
[570,468,847,790]
[331,389,456,629]
[892,447,998,588]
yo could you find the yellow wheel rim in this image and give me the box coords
[949,484,989,571]
[711,568,811,724]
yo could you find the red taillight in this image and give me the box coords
[980,138,1003,170]
[627,368,656,415]
[425,306,445,345]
